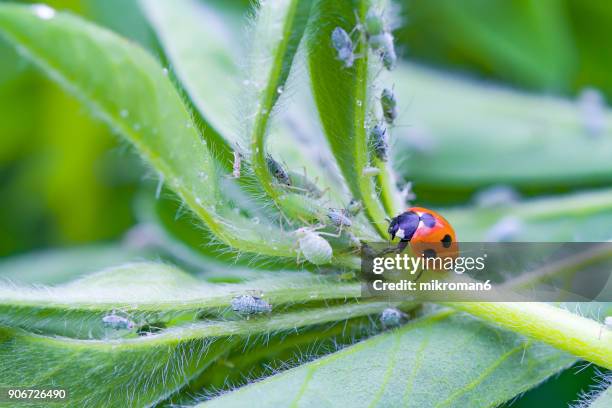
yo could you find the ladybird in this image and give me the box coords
[388,207,457,259]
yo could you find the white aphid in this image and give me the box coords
[295,227,333,265]
[474,185,519,208]
[486,216,524,242]
[102,313,134,330]
[380,307,405,328]
[231,295,272,315]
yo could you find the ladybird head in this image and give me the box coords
[388,211,419,241]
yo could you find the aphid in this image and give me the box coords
[379,33,397,71]
[370,123,388,161]
[380,307,406,328]
[362,166,380,176]
[388,207,457,258]
[295,227,333,265]
[346,199,362,216]
[331,27,355,68]
[474,185,519,208]
[380,88,397,124]
[357,8,397,70]
[347,232,361,248]
[231,294,272,315]
[486,216,523,242]
[266,154,291,185]
[102,312,135,330]
[327,208,352,228]
[232,151,241,178]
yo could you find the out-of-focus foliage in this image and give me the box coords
[397,0,612,98]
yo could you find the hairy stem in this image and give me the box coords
[444,301,612,369]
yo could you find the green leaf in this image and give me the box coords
[199,310,576,407]
[0,262,363,338]
[0,263,399,407]
[0,4,300,259]
[0,244,152,285]
[306,0,394,237]
[134,190,303,271]
[393,64,612,201]
[139,0,239,165]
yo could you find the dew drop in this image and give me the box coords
[252,217,260,224]
[32,4,55,20]
[120,109,129,118]
[277,86,284,94]
[356,100,363,107]
[133,123,141,131]
[162,68,169,76]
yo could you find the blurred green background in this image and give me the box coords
[0,1,610,405]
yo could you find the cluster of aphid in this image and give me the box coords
[331,7,397,70]
[331,8,399,168]
[293,199,364,265]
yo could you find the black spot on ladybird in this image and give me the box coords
[420,213,436,228]
[423,248,437,258]
[441,234,452,248]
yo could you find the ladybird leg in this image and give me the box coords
[413,268,424,282]
[396,239,409,253]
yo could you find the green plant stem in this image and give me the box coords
[353,2,390,238]
[443,301,612,369]
[374,157,402,216]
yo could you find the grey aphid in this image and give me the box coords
[231,295,272,315]
[346,199,362,216]
[379,33,397,71]
[370,123,388,161]
[232,151,241,178]
[331,27,355,68]
[327,208,352,227]
[380,88,397,124]
[380,307,405,328]
[266,154,291,185]
[102,313,135,330]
